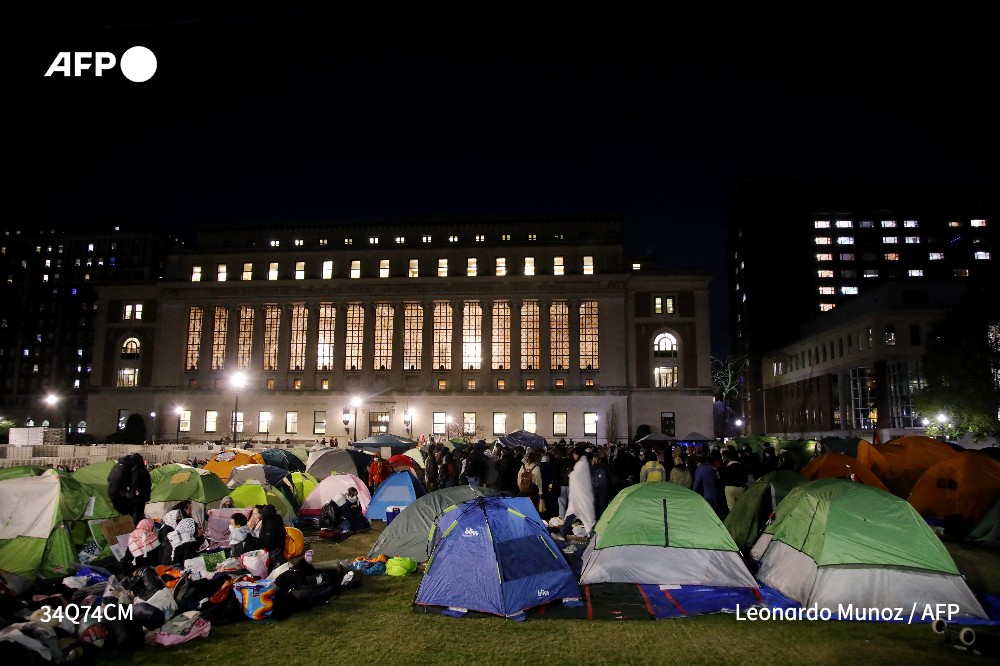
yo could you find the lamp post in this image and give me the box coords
[351,397,361,442]
[403,408,414,439]
[231,372,246,444]
[175,406,183,444]
[342,408,350,440]
[734,418,744,438]
[44,394,58,429]
[149,412,156,444]
[594,414,599,448]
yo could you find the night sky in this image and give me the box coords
[15,13,997,357]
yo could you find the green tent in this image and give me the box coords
[144,465,229,524]
[0,465,49,481]
[967,496,1000,546]
[724,470,805,552]
[774,439,819,470]
[751,478,986,619]
[0,468,118,583]
[229,481,296,524]
[579,482,757,587]
[289,471,319,505]
[71,459,117,488]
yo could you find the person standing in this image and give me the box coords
[518,450,543,511]
[721,449,750,513]
[557,447,596,540]
[107,453,152,527]
[693,451,723,517]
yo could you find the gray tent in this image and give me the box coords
[305,448,370,480]
[367,485,499,562]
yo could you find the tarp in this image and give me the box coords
[579,482,757,590]
[908,451,1000,528]
[724,470,806,553]
[800,453,888,491]
[305,448,370,480]
[367,470,427,519]
[751,478,986,619]
[367,486,500,562]
[299,473,371,516]
[415,496,581,618]
[857,436,957,497]
[205,507,252,551]
[261,448,306,472]
[497,430,547,449]
[203,449,265,482]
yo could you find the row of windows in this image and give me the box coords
[814,219,987,229]
[262,232,565,249]
[192,256,598,282]
[816,252,989,262]
[172,408,599,437]
[182,301,600,373]
[771,324,921,376]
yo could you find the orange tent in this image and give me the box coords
[908,452,1000,528]
[856,436,957,498]
[800,453,889,492]
[203,448,265,482]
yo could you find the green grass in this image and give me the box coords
[96,525,1000,666]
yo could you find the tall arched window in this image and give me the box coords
[652,331,679,387]
[121,337,141,359]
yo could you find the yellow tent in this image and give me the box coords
[203,448,265,482]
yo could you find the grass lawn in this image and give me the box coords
[96,524,1000,666]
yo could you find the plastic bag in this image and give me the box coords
[385,557,417,577]
[149,611,211,645]
[145,587,178,620]
[239,549,270,578]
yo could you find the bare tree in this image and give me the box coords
[604,404,621,443]
[446,420,487,442]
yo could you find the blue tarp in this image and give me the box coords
[497,430,547,449]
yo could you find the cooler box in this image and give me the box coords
[385,507,402,524]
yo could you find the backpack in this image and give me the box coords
[645,462,664,483]
[591,465,609,490]
[519,465,536,495]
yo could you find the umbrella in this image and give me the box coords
[497,430,546,449]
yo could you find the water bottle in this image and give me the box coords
[304,549,313,564]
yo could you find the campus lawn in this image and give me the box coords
[97,524,1000,666]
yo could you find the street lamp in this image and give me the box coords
[594,414,599,448]
[351,396,361,442]
[403,408,415,439]
[175,406,184,443]
[231,372,247,444]
[149,412,156,444]
[936,413,948,424]
[44,394,58,431]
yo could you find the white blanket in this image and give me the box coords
[565,458,596,533]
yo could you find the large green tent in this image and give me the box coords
[751,478,986,619]
[0,468,117,583]
[578,482,757,588]
[71,459,117,488]
[228,481,296,524]
[144,465,229,524]
[724,470,805,552]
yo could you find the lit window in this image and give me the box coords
[528,234,537,241]
[285,411,298,434]
[317,303,335,370]
[819,286,835,295]
[408,259,419,277]
[841,286,858,295]
[904,220,919,228]
[583,255,594,274]
[423,235,432,243]
[555,378,565,387]
[396,236,405,243]
[467,379,477,391]
[270,239,280,247]
[837,237,854,245]
[433,412,447,434]
[654,296,662,313]
[502,234,511,241]
[268,262,279,280]
[379,260,390,278]
[881,220,896,228]
[495,257,507,276]
[885,325,896,346]
[293,379,302,390]
[374,303,393,369]
[840,253,854,261]
[449,235,458,243]
[584,412,599,436]
[205,411,218,433]
[117,367,138,387]
[294,239,304,246]
[438,259,448,277]
[467,258,477,276]
[585,378,595,387]
[885,253,900,261]
[815,237,832,245]
[525,378,535,390]
[949,221,962,227]
[319,238,328,246]
[322,260,333,279]
[433,302,452,369]
[954,268,969,276]
[266,379,275,390]
[497,379,506,390]
[191,265,202,282]
[975,251,991,260]
[351,260,361,278]
[835,220,852,228]
[819,303,835,312]
[905,237,920,244]
[438,379,447,391]
[970,219,986,227]
[88,243,94,252]
[863,269,878,278]
[344,238,353,245]
[553,256,564,275]
[908,269,924,277]
[653,332,677,358]
[295,261,305,279]
[882,236,898,244]
[816,254,833,261]
[632,263,641,270]
[814,220,830,228]
[929,252,945,260]
[493,412,507,435]
[524,257,535,276]
[123,303,143,320]
[817,270,834,278]
[475,234,485,242]
[242,262,253,280]
[369,237,379,245]
[345,303,364,370]
[523,412,536,433]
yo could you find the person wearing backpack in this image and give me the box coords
[640,457,667,483]
[518,450,543,510]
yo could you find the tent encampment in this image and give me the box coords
[579,482,757,589]
[856,436,957,497]
[367,485,500,562]
[305,447,370,480]
[724,470,806,553]
[414,495,580,618]
[367,470,427,520]
[799,453,888,492]
[203,449,265,482]
[145,465,230,524]
[907,451,1000,529]
[299,473,371,516]
[751,478,986,619]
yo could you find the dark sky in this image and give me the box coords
[16,13,997,356]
